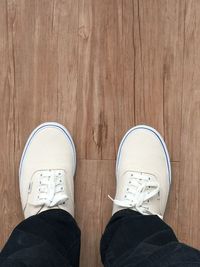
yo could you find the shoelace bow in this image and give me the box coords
[109,172,160,216]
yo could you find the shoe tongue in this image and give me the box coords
[27,169,68,207]
[118,171,154,192]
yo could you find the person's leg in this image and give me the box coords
[0,210,80,267]
[101,210,200,267]
[0,122,80,267]
[100,125,200,267]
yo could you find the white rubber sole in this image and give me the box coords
[19,122,76,181]
[116,125,171,185]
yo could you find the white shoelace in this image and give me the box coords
[35,170,68,207]
[109,172,160,216]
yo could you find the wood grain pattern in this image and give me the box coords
[163,0,185,162]
[77,0,135,160]
[75,160,115,267]
[0,0,23,245]
[0,0,200,266]
[134,0,165,135]
[177,0,200,248]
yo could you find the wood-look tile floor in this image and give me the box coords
[0,0,200,266]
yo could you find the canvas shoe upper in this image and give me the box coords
[19,122,76,219]
[111,125,171,219]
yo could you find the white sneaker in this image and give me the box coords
[19,122,76,219]
[110,125,171,219]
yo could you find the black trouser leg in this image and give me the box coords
[0,209,80,267]
[100,209,200,267]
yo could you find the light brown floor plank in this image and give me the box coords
[178,90,200,248]
[163,0,185,162]
[77,0,135,160]
[177,0,200,248]
[133,0,165,135]
[75,159,115,267]
[0,0,23,248]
